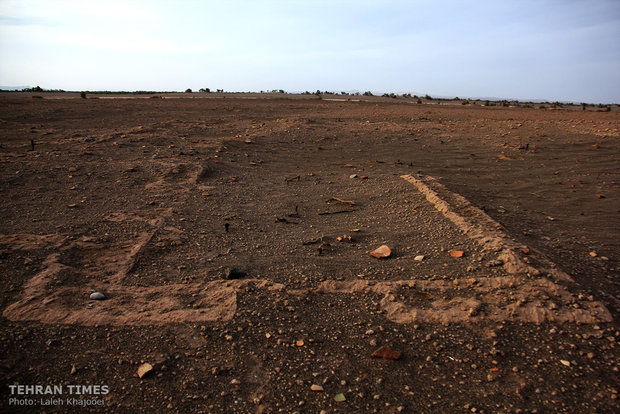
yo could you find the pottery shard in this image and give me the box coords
[370,245,392,259]
[371,345,402,360]
[449,250,464,258]
[137,363,153,378]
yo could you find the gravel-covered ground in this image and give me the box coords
[1,93,618,413]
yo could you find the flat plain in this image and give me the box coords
[1,93,618,412]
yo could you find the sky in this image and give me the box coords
[0,0,619,103]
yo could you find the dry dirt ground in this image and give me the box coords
[0,93,619,413]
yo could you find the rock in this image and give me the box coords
[334,393,346,402]
[224,268,246,280]
[349,174,358,179]
[414,255,425,262]
[370,245,392,259]
[231,379,241,385]
[310,384,324,391]
[137,363,153,378]
[449,250,464,258]
[371,345,402,360]
[89,292,106,300]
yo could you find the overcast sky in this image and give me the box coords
[1,0,619,103]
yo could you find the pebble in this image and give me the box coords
[350,174,358,179]
[371,345,402,360]
[89,292,106,300]
[310,384,324,391]
[137,363,153,378]
[414,255,425,262]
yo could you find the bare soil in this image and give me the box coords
[1,93,619,413]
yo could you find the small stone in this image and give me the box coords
[370,245,392,259]
[560,360,571,367]
[414,255,425,262]
[371,345,402,360]
[70,365,77,375]
[349,174,358,179]
[589,251,598,257]
[334,393,346,402]
[89,292,106,300]
[449,250,464,258]
[230,379,241,385]
[310,384,324,391]
[137,363,153,378]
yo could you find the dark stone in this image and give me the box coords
[224,268,245,280]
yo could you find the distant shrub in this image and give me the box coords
[199,88,210,93]
[185,88,192,93]
[80,91,86,99]
[462,100,469,105]
[424,94,432,100]
[23,86,43,92]
[417,98,422,104]
[363,91,373,96]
